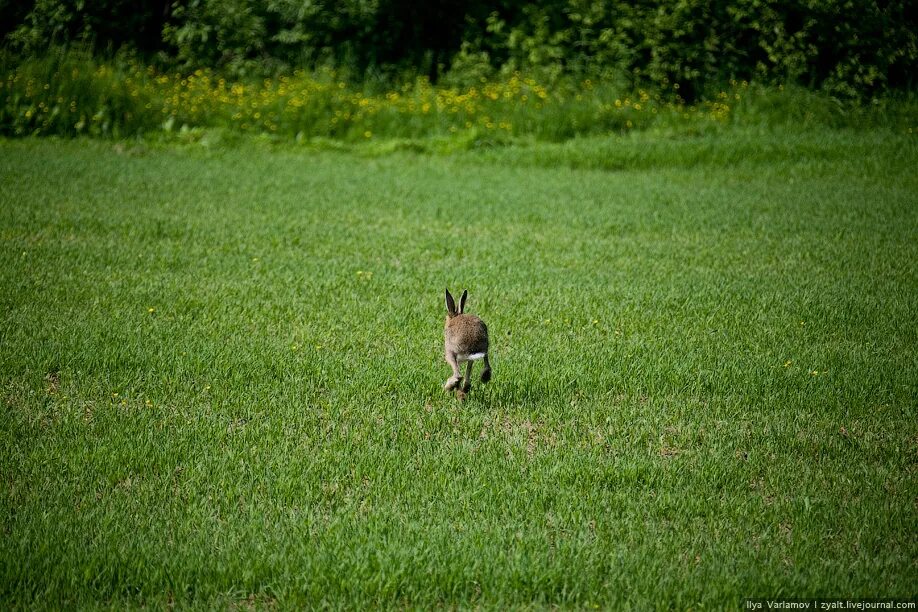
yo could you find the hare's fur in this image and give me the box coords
[444,288,492,397]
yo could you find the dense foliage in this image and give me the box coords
[2,0,916,98]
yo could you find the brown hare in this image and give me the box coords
[443,288,492,398]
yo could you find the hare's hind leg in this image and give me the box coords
[444,351,462,391]
[461,360,474,394]
[480,354,492,383]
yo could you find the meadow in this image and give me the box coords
[1,130,917,608]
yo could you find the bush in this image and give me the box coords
[470,0,918,99]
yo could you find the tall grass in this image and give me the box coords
[3,50,915,142]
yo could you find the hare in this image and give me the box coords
[443,288,492,398]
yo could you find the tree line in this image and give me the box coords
[2,0,915,98]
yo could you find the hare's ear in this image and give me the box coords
[459,289,468,314]
[445,288,457,317]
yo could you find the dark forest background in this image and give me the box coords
[1,0,916,99]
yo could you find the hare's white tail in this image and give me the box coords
[460,352,487,362]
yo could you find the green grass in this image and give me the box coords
[1,130,917,608]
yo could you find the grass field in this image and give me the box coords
[1,131,917,608]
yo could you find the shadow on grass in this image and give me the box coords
[452,376,584,411]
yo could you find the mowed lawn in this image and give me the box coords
[1,133,916,608]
